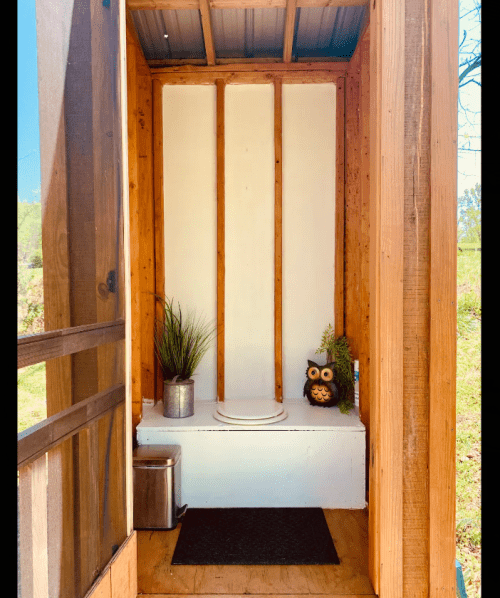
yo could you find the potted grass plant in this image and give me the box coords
[154,297,217,418]
[316,324,355,414]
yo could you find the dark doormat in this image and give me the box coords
[171,507,340,565]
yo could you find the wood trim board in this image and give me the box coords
[18,320,125,369]
[17,384,125,469]
[274,79,283,402]
[216,78,226,402]
[127,0,368,9]
[428,0,458,594]
[334,76,345,339]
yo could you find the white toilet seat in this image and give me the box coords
[213,398,288,425]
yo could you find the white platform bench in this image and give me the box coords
[136,399,366,509]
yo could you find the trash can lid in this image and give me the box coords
[133,444,181,467]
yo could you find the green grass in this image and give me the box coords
[455,248,481,598]
[17,362,47,434]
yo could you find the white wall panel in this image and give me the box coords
[224,84,275,399]
[163,85,217,400]
[282,83,336,399]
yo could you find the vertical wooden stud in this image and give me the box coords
[19,456,49,598]
[199,0,216,66]
[368,0,405,594]
[216,78,225,402]
[335,77,345,340]
[283,0,297,63]
[429,0,458,594]
[274,78,283,402]
[153,77,165,405]
[126,31,143,431]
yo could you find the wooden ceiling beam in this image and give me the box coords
[147,56,349,66]
[127,0,368,10]
[199,0,216,65]
[150,60,348,72]
[283,0,298,62]
[151,69,344,84]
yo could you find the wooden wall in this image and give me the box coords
[367,0,458,595]
[126,20,157,434]
[342,25,371,435]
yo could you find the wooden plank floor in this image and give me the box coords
[137,509,376,597]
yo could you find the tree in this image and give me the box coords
[458,1,481,157]
[18,200,42,266]
[459,1,481,90]
[458,183,481,244]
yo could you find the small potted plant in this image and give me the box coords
[316,324,355,414]
[154,297,217,418]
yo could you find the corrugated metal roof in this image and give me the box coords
[211,8,285,58]
[295,6,367,59]
[130,5,368,62]
[131,9,206,60]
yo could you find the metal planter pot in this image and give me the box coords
[163,376,194,418]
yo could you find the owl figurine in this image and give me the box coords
[303,360,340,407]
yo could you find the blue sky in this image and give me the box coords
[18,0,40,204]
[17,0,480,204]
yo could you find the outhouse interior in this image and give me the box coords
[17,0,458,595]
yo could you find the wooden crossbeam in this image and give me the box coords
[151,61,348,72]
[127,0,368,9]
[283,0,298,62]
[18,320,125,369]
[199,0,216,65]
[17,384,125,469]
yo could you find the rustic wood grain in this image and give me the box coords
[429,0,458,595]
[18,321,125,369]
[274,78,283,402]
[283,0,298,62]
[137,510,374,596]
[334,76,345,340]
[216,78,226,402]
[153,77,166,405]
[357,28,370,436]
[127,0,368,8]
[18,384,125,469]
[402,0,431,592]
[152,71,344,86]
[83,531,137,598]
[137,55,156,405]
[344,45,361,364]
[199,0,216,65]
[368,0,405,594]
[150,62,349,72]
[19,455,49,598]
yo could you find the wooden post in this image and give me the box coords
[368,0,458,595]
[429,0,458,594]
[274,78,283,402]
[335,76,345,340]
[368,0,405,594]
[153,77,165,405]
[216,78,225,402]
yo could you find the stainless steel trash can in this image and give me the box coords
[133,445,187,530]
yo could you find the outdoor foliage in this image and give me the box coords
[18,200,44,335]
[458,183,481,244]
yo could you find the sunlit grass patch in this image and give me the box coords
[455,248,481,598]
[17,362,47,434]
